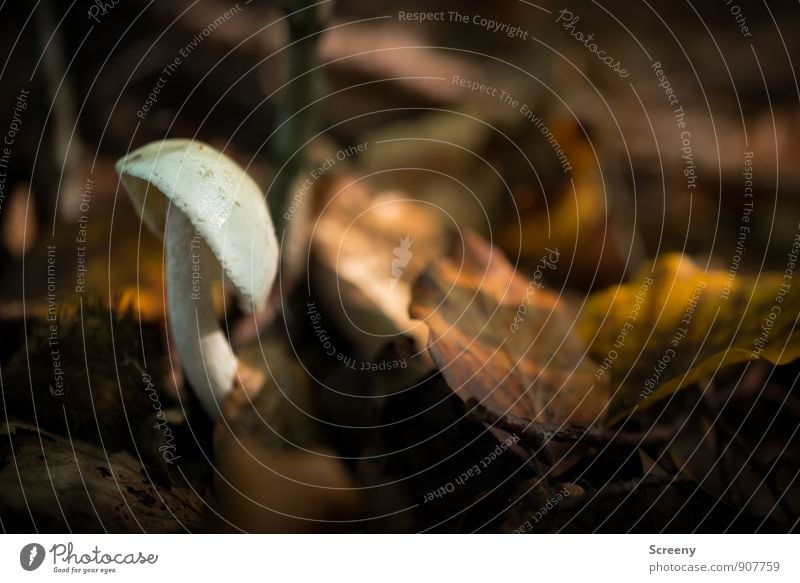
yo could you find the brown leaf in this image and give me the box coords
[410,232,609,426]
[312,181,449,361]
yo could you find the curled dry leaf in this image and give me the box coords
[579,253,800,423]
[0,421,204,532]
[410,232,610,426]
[312,180,449,361]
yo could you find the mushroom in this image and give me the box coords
[116,139,278,417]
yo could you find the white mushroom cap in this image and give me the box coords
[116,139,278,312]
[116,139,278,417]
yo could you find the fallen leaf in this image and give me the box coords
[410,232,609,426]
[579,253,800,423]
[312,181,449,361]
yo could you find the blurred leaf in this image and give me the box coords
[359,110,505,230]
[579,253,800,423]
[312,182,448,360]
[410,232,609,426]
[501,122,628,289]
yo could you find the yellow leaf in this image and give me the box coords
[579,253,800,424]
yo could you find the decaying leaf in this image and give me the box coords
[0,421,204,532]
[579,253,800,423]
[410,232,609,426]
[312,181,449,361]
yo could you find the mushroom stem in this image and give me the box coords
[166,208,236,417]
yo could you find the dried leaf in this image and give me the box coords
[579,253,800,423]
[312,182,448,360]
[410,232,609,426]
